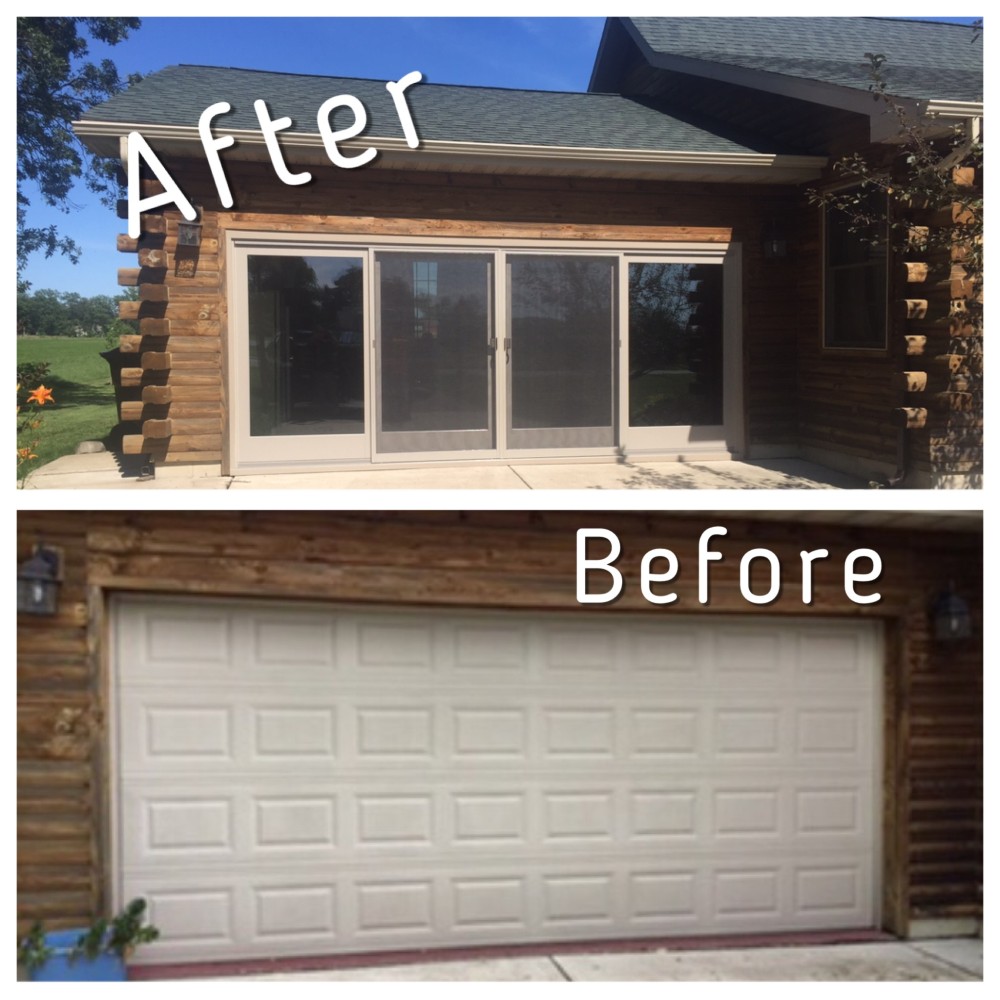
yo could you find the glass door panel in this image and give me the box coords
[507,255,616,449]
[248,254,365,438]
[627,261,724,437]
[376,252,494,454]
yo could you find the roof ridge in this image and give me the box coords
[861,16,979,28]
[170,63,620,100]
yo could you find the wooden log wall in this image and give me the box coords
[18,511,982,938]
[794,187,899,479]
[116,202,224,466]
[893,166,983,487]
[797,162,983,488]
[118,157,803,466]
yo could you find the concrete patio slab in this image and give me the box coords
[515,458,867,490]
[21,451,868,490]
[229,465,530,490]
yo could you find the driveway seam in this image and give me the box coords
[905,942,979,979]
[548,955,573,981]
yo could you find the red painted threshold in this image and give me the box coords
[129,928,896,980]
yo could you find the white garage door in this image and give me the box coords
[113,598,881,964]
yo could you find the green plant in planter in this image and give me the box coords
[73,897,160,961]
[18,898,160,981]
[17,921,53,973]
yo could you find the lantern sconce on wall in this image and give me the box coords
[17,544,63,616]
[177,211,201,250]
[761,219,788,259]
[931,582,973,641]
[176,206,203,249]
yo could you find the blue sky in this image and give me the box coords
[19,17,605,297]
[17,14,979,298]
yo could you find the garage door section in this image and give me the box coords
[114,600,880,964]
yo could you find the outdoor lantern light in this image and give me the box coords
[176,217,203,248]
[761,220,788,259]
[17,544,63,616]
[931,582,973,641]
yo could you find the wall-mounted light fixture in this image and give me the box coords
[761,219,788,259]
[176,217,203,248]
[17,544,63,616]
[931,582,973,641]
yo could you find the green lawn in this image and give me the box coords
[17,336,118,474]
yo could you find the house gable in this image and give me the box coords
[70,18,981,487]
[590,17,983,151]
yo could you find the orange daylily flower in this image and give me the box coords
[17,447,38,461]
[26,386,54,406]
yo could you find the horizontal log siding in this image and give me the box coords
[18,511,981,938]
[123,158,802,465]
[794,188,900,479]
[17,519,101,932]
[118,210,224,464]
[796,162,983,487]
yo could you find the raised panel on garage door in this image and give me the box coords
[114,599,880,964]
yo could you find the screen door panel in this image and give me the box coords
[507,255,616,449]
[376,252,494,454]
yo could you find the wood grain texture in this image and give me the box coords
[120,157,804,464]
[17,511,982,937]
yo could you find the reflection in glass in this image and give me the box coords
[248,255,364,437]
[628,262,723,427]
[509,256,615,431]
[824,190,887,348]
[378,253,491,437]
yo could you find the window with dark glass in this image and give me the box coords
[628,262,723,428]
[823,189,888,349]
[248,255,365,437]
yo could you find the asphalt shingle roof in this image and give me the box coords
[80,64,771,155]
[629,17,983,103]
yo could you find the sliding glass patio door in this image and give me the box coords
[506,255,617,450]
[375,252,496,455]
[232,237,737,472]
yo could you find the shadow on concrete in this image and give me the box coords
[589,460,863,490]
[109,450,152,480]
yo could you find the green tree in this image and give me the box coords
[17,17,141,287]
[808,50,982,286]
[17,288,124,338]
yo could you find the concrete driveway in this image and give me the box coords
[206,938,981,982]
[22,452,868,490]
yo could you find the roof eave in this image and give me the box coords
[74,120,828,185]
[620,20,983,145]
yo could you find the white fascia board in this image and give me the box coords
[74,119,827,183]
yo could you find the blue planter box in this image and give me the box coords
[29,930,127,982]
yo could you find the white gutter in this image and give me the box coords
[925,99,984,120]
[74,119,828,181]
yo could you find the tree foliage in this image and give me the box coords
[808,50,983,287]
[17,17,141,285]
[17,288,125,338]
